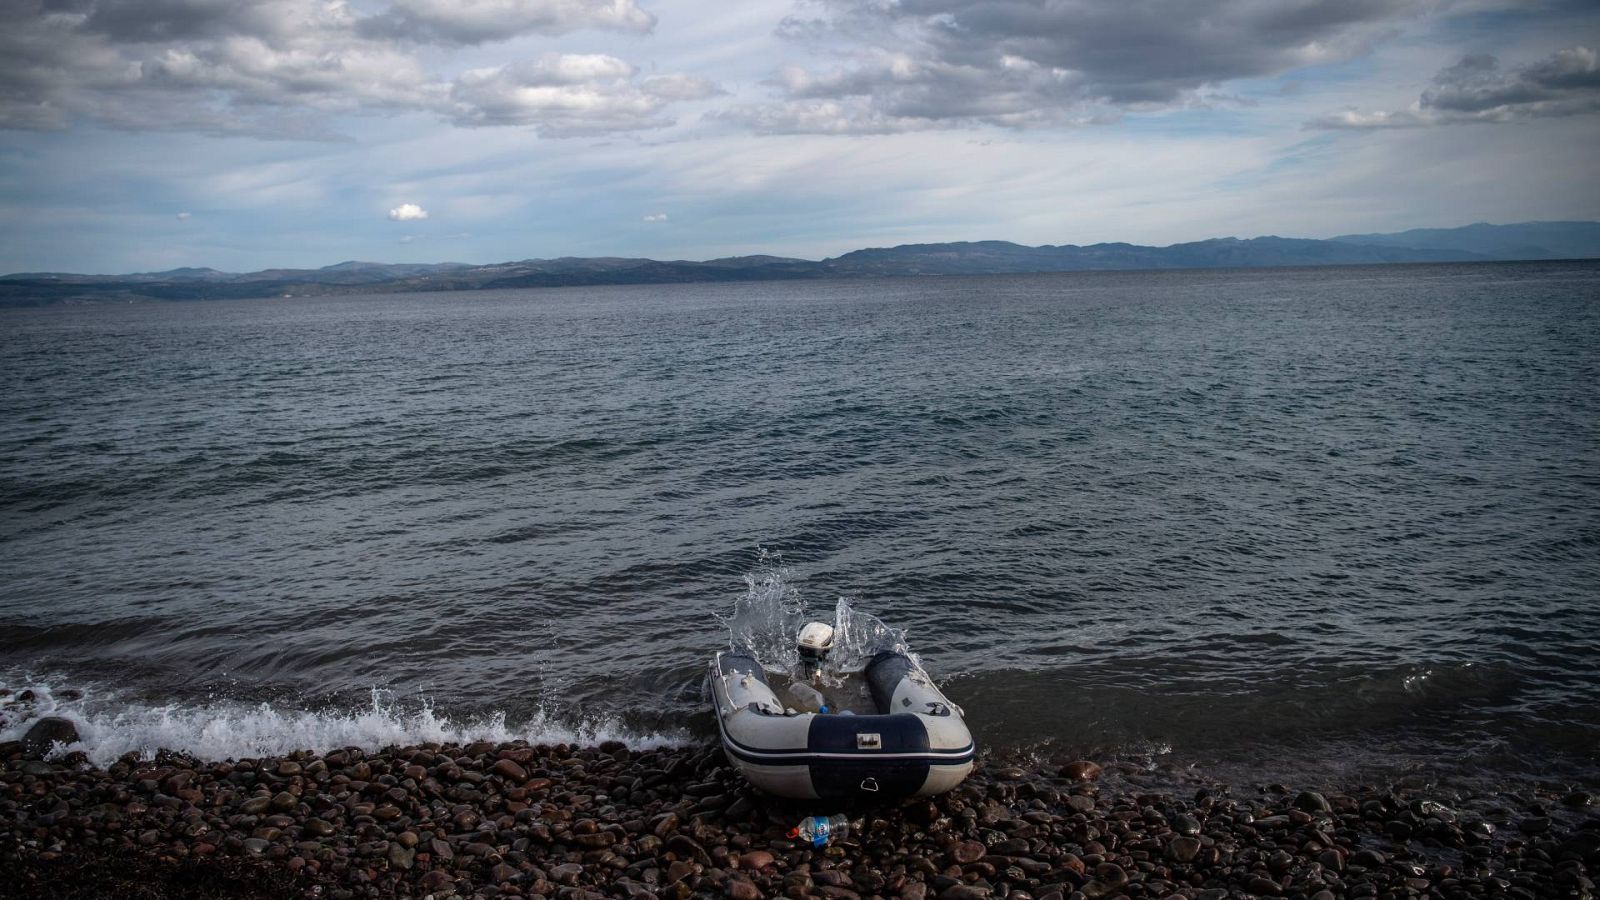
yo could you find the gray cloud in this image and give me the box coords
[0,0,708,138]
[1311,45,1600,128]
[79,0,317,43]
[747,0,1432,132]
[359,0,655,46]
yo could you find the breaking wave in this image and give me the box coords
[0,679,687,767]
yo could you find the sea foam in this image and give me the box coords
[0,680,687,767]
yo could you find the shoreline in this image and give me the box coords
[3,738,1596,900]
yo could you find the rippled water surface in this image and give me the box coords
[2,262,1598,784]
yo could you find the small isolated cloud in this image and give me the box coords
[175,212,191,221]
[641,212,668,223]
[1310,46,1600,129]
[399,235,416,243]
[389,203,430,221]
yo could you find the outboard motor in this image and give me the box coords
[796,621,835,681]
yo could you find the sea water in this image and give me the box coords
[2,262,1597,788]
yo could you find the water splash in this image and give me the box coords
[716,552,807,674]
[0,680,686,767]
[718,555,912,681]
[828,597,910,675]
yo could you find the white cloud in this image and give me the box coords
[447,53,720,134]
[388,202,430,220]
[176,211,192,221]
[640,73,724,101]
[641,211,668,222]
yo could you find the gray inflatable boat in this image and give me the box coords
[706,649,975,800]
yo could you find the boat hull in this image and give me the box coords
[706,650,975,800]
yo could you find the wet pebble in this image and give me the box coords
[0,743,1587,900]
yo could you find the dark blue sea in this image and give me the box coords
[2,261,1597,789]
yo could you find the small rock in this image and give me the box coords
[1247,876,1282,896]
[653,812,681,838]
[666,860,695,885]
[813,870,852,888]
[20,717,79,756]
[1350,849,1387,868]
[388,842,415,870]
[741,851,775,870]
[727,879,762,900]
[951,841,986,864]
[725,795,755,821]
[1167,836,1201,863]
[1059,761,1102,782]
[493,758,529,783]
[1092,863,1126,889]
[573,831,618,848]
[1294,791,1331,813]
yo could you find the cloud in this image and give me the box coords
[641,211,668,222]
[1310,45,1600,128]
[388,202,430,220]
[176,211,192,220]
[640,74,724,102]
[447,54,721,135]
[360,0,656,45]
[737,0,1435,133]
[0,0,709,138]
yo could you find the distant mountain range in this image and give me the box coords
[4,221,1597,307]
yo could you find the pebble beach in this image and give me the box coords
[3,718,1596,900]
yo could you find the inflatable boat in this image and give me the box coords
[706,647,975,800]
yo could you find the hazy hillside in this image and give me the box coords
[3,221,1594,307]
[1331,221,1600,261]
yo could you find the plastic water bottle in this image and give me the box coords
[789,814,849,848]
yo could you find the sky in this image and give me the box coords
[2,0,1598,274]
